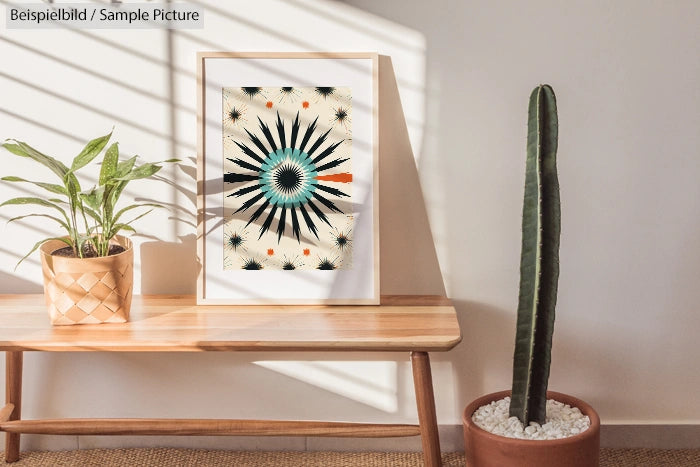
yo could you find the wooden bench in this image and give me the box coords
[0,294,461,466]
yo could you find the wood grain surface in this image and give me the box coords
[0,295,461,352]
[411,352,442,467]
[0,418,421,438]
[4,352,22,462]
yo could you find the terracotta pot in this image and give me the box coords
[40,236,133,325]
[463,390,600,467]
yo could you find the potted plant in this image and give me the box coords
[1,130,175,325]
[462,85,600,466]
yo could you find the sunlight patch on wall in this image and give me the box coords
[255,360,398,412]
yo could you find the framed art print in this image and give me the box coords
[197,52,379,304]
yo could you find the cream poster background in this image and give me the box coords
[222,87,353,271]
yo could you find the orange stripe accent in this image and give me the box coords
[315,173,352,183]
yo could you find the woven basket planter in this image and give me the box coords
[40,236,133,325]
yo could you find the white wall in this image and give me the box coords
[0,0,699,452]
[342,0,700,425]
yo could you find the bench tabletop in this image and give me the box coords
[0,295,461,352]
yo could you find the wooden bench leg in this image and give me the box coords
[5,351,22,463]
[411,351,441,467]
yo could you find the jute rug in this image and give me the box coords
[1,448,699,466]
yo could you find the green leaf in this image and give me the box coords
[80,186,104,211]
[1,140,85,236]
[1,176,68,196]
[1,196,67,214]
[0,197,72,230]
[112,203,162,225]
[108,156,139,207]
[113,163,161,181]
[102,184,116,226]
[108,223,136,239]
[48,198,69,205]
[115,155,138,178]
[83,206,102,223]
[1,143,27,157]
[111,180,129,207]
[99,143,119,185]
[64,173,83,218]
[7,213,70,232]
[15,237,72,270]
[70,131,112,172]
[2,141,69,180]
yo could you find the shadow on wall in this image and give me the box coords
[451,300,515,404]
[140,234,200,295]
[378,55,445,296]
[0,271,41,294]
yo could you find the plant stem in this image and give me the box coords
[69,207,81,258]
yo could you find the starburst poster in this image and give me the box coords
[222,86,353,271]
[198,53,378,304]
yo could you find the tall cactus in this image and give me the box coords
[509,85,560,426]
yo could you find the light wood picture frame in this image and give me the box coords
[197,52,379,304]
